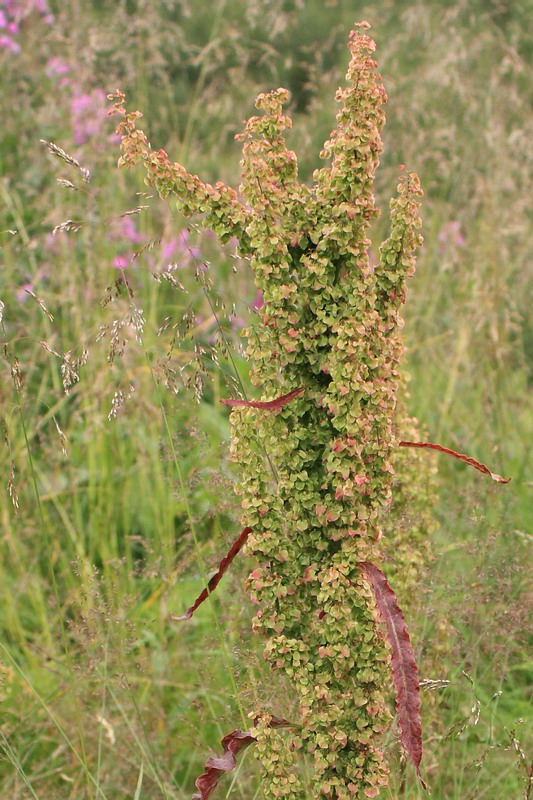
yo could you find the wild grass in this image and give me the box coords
[0,1,531,798]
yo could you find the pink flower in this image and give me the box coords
[108,131,122,146]
[162,229,201,265]
[438,221,465,251]
[46,56,69,76]
[176,228,190,250]
[16,282,33,303]
[44,231,62,253]
[251,290,263,311]
[71,88,107,145]
[113,255,130,270]
[0,34,20,52]
[161,237,178,261]
[119,216,144,244]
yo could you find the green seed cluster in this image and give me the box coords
[382,402,438,607]
[114,22,424,800]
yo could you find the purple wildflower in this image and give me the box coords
[163,229,200,264]
[119,216,144,244]
[438,221,465,251]
[0,33,20,52]
[16,282,34,303]
[46,56,69,77]
[71,88,108,145]
[161,238,178,261]
[176,229,190,250]
[0,0,54,53]
[251,289,263,311]
[113,255,130,270]
[44,231,61,253]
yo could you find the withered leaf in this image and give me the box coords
[399,440,511,483]
[220,387,304,410]
[172,527,252,622]
[360,561,428,792]
[193,717,295,800]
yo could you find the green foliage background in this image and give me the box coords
[0,1,531,798]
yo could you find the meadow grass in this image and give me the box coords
[0,1,531,798]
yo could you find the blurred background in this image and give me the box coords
[0,1,531,798]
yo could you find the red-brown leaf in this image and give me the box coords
[399,440,511,484]
[172,527,252,622]
[359,561,428,792]
[193,717,295,800]
[220,387,304,410]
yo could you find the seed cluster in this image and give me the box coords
[113,22,424,799]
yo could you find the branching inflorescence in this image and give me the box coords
[110,21,509,800]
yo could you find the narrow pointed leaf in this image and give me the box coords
[172,527,252,622]
[193,717,295,800]
[399,440,511,483]
[220,387,304,410]
[360,561,428,792]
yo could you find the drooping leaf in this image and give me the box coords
[359,561,428,792]
[172,527,252,622]
[399,440,511,483]
[193,729,254,800]
[193,717,295,800]
[220,387,304,410]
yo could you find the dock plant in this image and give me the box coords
[110,20,510,800]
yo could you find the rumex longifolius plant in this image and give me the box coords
[110,20,510,800]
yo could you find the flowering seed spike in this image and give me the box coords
[113,19,508,800]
